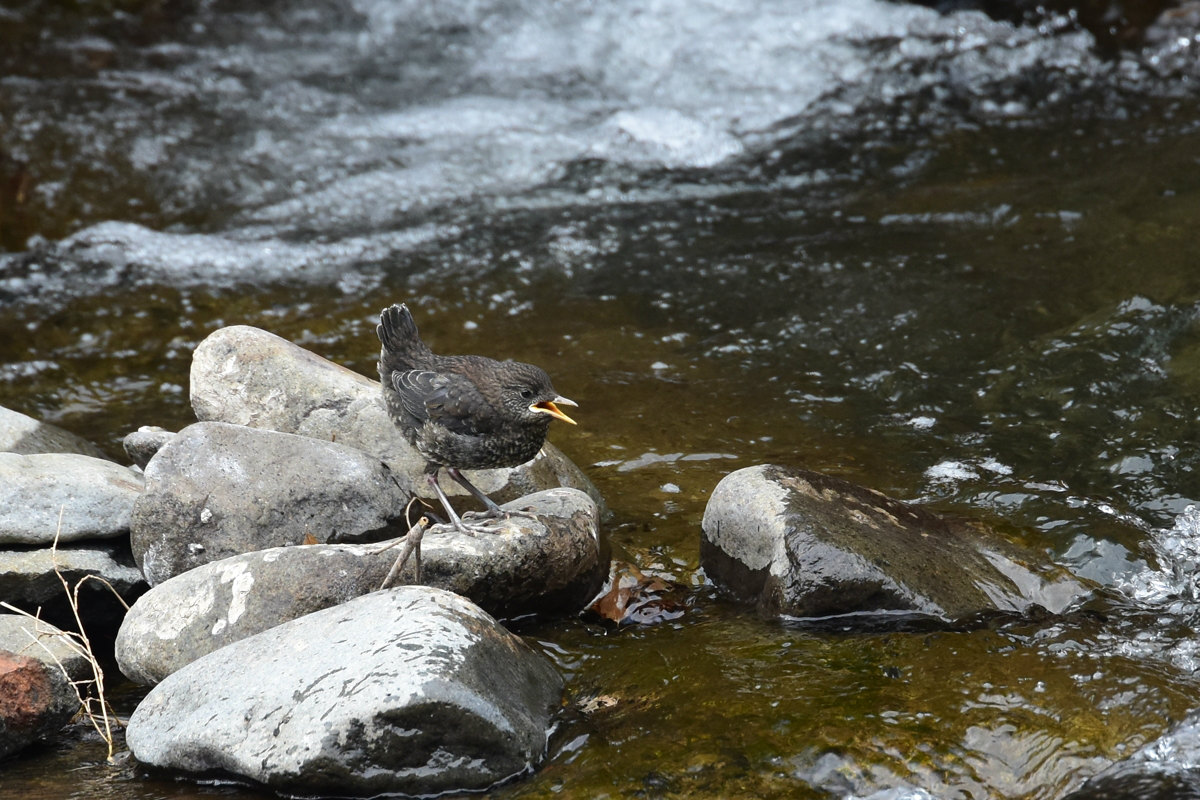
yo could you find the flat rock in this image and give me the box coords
[189,324,603,513]
[125,586,563,797]
[701,464,1090,623]
[0,405,109,459]
[116,488,602,685]
[130,421,410,586]
[0,453,144,546]
[0,616,88,758]
[0,543,148,635]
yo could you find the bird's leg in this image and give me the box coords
[446,467,506,519]
[428,471,500,536]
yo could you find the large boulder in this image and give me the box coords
[130,421,410,585]
[0,615,89,758]
[0,543,147,634]
[188,324,603,512]
[701,464,1089,622]
[116,487,603,685]
[125,586,564,797]
[0,453,144,546]
[0,405,109,459]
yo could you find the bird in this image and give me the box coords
[377,303,577,536]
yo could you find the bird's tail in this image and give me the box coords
[378,303,431,371]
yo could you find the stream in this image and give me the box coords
[3,1,1200,797]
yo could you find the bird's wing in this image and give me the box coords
[392,369,493,436]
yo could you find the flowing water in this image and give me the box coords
[4,1,1200,797]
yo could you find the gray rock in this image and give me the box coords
[0,615,88,758]
[0,453,144,546]
[117,487,603,685]
[701,464,1089,622]
[122,426,176,469]
[0,614,90,683]
[125,586,563,797]
[130,421,410,586]
[189,324,603,512]
[0,405,109,459]
[0,543,148,634]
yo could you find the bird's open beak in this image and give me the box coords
[531,396,578,425]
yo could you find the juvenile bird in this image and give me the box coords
[377,303,577,535]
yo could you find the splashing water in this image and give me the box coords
[1119,505,1200,609]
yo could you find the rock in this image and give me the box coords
[1061,713,1200,799]
[125,586,563,797]
[129,421,410,586]
[117,488,603,685]
[122,426,175,469]
[701,464,1089,622]
[0,453,144,546]
[0,615,90,682]
[188,324,603,513]
[0,543,148,636]
[0,615,88,758]
[0,405,109,459]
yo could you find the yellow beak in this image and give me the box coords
[531,396,578,425]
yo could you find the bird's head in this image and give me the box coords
[499,362,577,426]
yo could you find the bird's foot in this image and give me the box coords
[447,515,507,537]
[462,507,507,522]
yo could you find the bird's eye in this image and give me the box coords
[519,388,534,400]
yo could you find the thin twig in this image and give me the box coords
[3,506,126,763]
[378,516,429,590]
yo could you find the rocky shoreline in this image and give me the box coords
[1,323,1129,795]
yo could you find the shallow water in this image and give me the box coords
[4,1,1200,797]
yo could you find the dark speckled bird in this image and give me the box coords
[377,303,577,534]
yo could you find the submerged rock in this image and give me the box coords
[1061,713,1200,799]
[188,324,603,513]
[129,421,410,586]
[117,487,603,685]
[0,543,147,634]
[701,464,1089,622]
[0,615,88,758]
[125,586,563,797]
[0,405,109,460]
[0,453,144,546]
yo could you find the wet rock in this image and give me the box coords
[0,615,88,758]
[0,543,148,635]
[122,426,175,469]
[701,464,1089,622]
[125,586,563,797]
[130,421,409,586]
[1061,712,1200,799]
[0,405,109,459]
[0,453,144,546]
[117,487,602,685]
[189,324,603,512]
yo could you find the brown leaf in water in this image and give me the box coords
[587,561,686,625]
